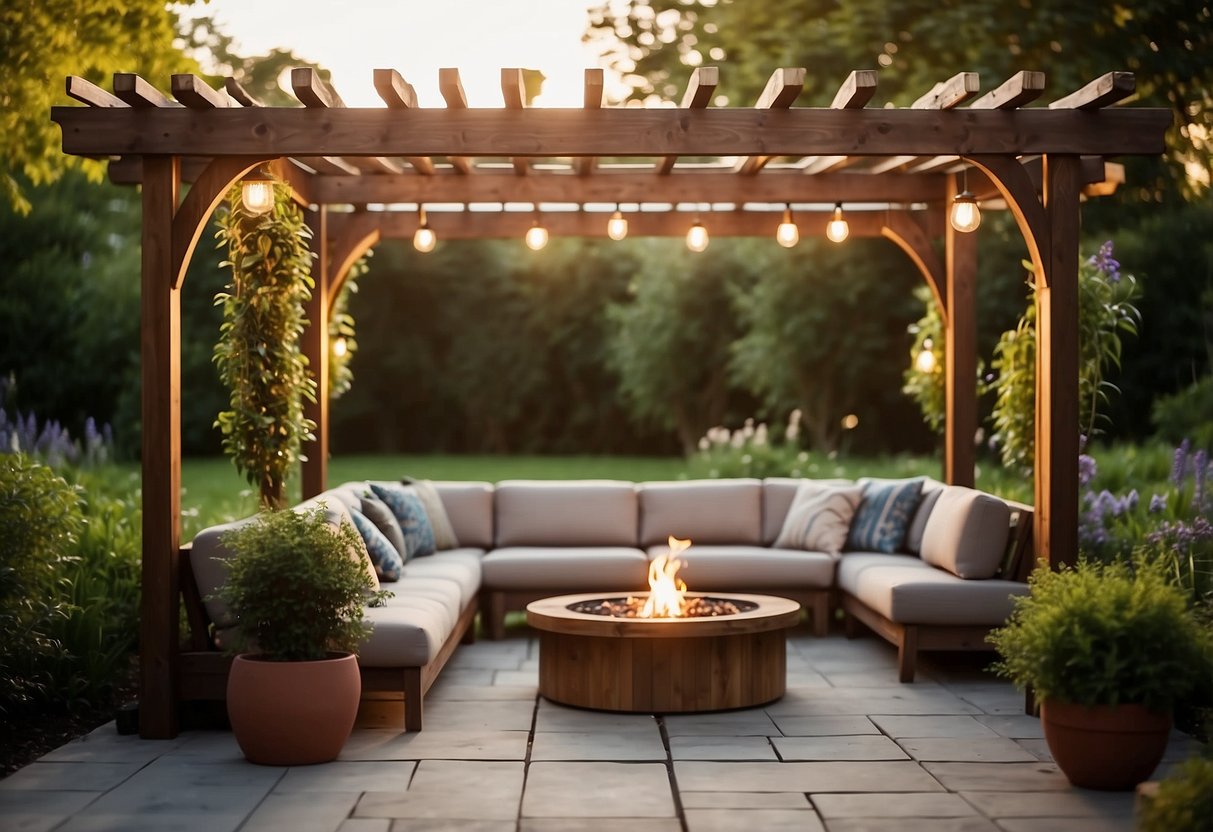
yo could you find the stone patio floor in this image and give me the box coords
[1,626,1203,832]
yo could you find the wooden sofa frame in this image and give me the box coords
[177,544,477,731]
[841,501,1036,683]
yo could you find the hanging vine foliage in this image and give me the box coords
[213,182,317,509]
[328,252,370,400]
[902,285,947,434]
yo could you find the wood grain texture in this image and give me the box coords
[66,75,127,108]
[881,212,947,325]
[171,74,230,109]
[301,206,329,500]
[657,67,719,174]
[139,155,182,739]
[527,593,801,638]
[1049,71,1135,110]
[970,71,1046,110]
[501,69,529,175]
[737,67,806,174]
[532,597,794,712]
[170,156,271,290]
[830,70,879,109]
[114,73,175,108]
[945,178,978,488]
[577,69,604,176]
[52,107,1172,158]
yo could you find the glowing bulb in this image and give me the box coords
[240,180,274,215]
[333,337,348,358]
[915,337,937,373]
[776,206,799,248]
[950,192,982,232]
[826,203,849,243]
[413,225,436,253]
[841,413,859,430]
[526,222,549,251]
[686,219,709,252]
[607,209,628,241]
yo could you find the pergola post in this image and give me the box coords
[944,174,978,487]
[302,205,329,499]
[1035,155,1083,568]
[139,155,182,739]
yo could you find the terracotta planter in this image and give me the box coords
[1040,699,1171,791]
[227,652,361,766]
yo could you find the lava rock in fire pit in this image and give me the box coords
[568,596,758,618]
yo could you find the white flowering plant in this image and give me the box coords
[686,411,824,479]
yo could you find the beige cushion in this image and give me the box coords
[920,486,1011,579]
[773,483,865,554]
[410,479,460,550]
[381,587,458,634]
[432,482,494,549]
[904,479,945,554]
[358,602,447,666]
[763,478,853,544]
[495,480,638,547]
[837,553,1029,625]
[638,479,762,546]
[644,544,835,590]
[401,553,481,608]
[482,547,648,590]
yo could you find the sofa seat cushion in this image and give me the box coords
[401,553,482,608]
[637,479,762,546]
[379,592,457,634]
[359,602,449,666]
[380,576,464,629]
[837,553,1029,626]
[495,480,638,547]
[644,544,835,590]
[920,486,1012,579]
[432,482,495,549]
[483,547,648,591]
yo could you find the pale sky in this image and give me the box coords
[176,0,627,108]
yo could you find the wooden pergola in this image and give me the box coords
[53,65,1169,739]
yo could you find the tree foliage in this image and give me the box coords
[213,185,316,508]
[0,0,197,213]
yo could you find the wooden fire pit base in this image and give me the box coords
[526,592,801,713]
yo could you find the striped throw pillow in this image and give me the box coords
[773,482,865,554]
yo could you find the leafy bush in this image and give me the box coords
[0,454,82,713]
[1138,756,1213,832]
[1153,376,1213,452]
[216,507,385,661]
[989,559,1212,712]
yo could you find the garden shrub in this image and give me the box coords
[0,453,82,713]
[1152,376,1213,452]
[1138,756,1213,832]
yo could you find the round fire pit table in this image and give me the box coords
[526,592,801,713]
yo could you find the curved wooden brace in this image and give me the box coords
[170,155,275,290]
[882,212,948,325]
[965,154,1049,283]
[326,215,381,319]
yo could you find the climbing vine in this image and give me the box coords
[328,252,370,400]
[213,183,317,508]
[902,285,947,434]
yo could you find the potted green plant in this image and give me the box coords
[216,506,385,765]
[989,559,1211,790]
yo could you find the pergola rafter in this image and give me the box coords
[51,64,1170,741]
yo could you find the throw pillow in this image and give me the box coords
[404,478,460,550]
[348,507,404,581]
[846,477,926,553]
[370,482,437,559]
[359,493,408,559]
[773,482,865,554]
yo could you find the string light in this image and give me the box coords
[686,205,709,252]
[333,337,348,358]
[950,167,982,233]
[413,205,436,253]
[607,204,628,241]
[916,337,937,373]
[776,204,799,248]
[526,206,549,250]
[826,202,850,243]
[240,169,274,215]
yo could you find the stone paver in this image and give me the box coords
[773,735,909,761]
[522,762,675,818]
[684,808,825,831]
[1,632,1188,832]
[530,731,667,761]
[812,792,979,818]
[355,761,523,820]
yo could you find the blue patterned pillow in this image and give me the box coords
[369,482,436,559]
[349,507,404,581]
[845,477,926,553]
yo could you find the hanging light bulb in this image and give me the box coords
[413,205,436,253]
[950,167,982,233]
[333,336,349,358]
[240,171,275,216]
[526,215,549,250]
[776,204,799,248]
[826,202,850,243]
[686,216,709,252]
[915,337,937,373]
[607,204,629,241]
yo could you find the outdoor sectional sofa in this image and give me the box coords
[182,477,1034,730]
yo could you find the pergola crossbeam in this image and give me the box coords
[502,68,529,176]
[291,68,405,176]
[736,67,806,174]
[867,73,982,175]
[657,66,718,175]
[171,74,231,109]
[114,73,178,108]
[66,75,127,108]
[438,68,474,175]
[577,69,604,176]
[1049,71,1135,110]
[798,70,878,175]
[372,69,434,175]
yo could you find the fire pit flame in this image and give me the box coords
[639,536,691,618]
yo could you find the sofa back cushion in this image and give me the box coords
[904,478,944,554]
[432,481,494,549]
[638,479,762,546]
[763,477,853,544]
[495,480,638,547]
[920,485,1011,578]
